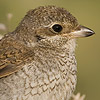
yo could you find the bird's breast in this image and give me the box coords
[0,47,77,100]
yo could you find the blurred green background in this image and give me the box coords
[0,0,99,100]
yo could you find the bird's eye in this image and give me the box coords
[52,24,63,33]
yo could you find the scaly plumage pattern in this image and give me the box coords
[0,6,94,100]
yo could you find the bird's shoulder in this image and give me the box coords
[0,36,35,78]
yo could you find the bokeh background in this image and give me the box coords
[0,0,99,100]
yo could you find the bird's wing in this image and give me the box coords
[0,39,34,78]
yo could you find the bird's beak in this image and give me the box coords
[63,25,95,38]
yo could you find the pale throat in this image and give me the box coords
[38,36,76,54]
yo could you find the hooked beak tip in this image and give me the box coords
[80,25,95,37]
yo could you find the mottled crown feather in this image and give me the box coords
[19,5,78,29]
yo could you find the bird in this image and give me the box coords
[0,6,95,100]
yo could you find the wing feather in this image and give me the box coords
[0,38,34,78]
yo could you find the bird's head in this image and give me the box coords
[15,6,95,49]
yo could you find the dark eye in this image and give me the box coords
[52,24,63,33]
